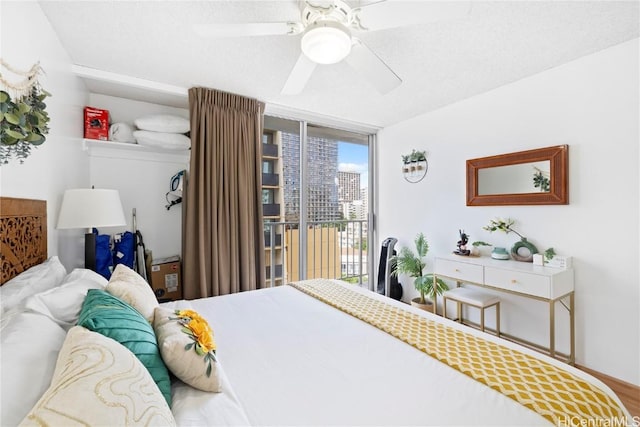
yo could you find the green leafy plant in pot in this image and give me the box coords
[390,232,448,312]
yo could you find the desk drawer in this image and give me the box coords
[484,267,550,298]
[435,259,483,284]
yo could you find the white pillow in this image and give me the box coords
[23,268,108,328]
[105,264,159,322]
[133,130,191,150]
[0,256,67,313]
[0,312,67,427]
[134,114,190,134]
[19,326,176,427]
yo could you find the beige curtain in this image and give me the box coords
[183,87,265,298]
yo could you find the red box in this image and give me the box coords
[84,106,109,140]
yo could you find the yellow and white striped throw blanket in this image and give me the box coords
[289,279,628,426]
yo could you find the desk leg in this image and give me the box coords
[432,275,438,316]
[570,292,575,365]
[549,299,556,358]
[433,275,438,316]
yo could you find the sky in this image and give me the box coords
[338,142,368,189]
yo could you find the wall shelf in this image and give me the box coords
[83,139,190,164]
[73,65,188,109]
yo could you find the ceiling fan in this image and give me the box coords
[194,0,469,95]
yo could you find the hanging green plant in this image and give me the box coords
[0,60,51,164]
[532,170,550,192]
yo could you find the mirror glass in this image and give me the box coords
[478,160,551,195]
[466,145,568,206]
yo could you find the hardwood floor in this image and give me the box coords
[578,365,640,418]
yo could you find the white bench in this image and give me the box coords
[443,287,500,336]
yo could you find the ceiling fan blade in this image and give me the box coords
[355,1,471,31]
[194,22,299,38]
[344,39,401,94]
[281,53,317,95]
[352,0,388,10]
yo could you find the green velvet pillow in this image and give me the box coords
[77,289,171,406]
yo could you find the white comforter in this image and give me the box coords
[162,282,630,426]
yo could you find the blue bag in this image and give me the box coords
[93,228,113,280]
[113,231,135,269]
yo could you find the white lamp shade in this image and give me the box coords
[301,21,352,65]
[57,189,127,229]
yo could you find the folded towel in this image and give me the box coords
[109,123,136,143]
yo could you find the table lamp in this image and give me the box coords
[57,188,127,270]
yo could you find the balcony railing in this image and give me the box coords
[262,143,278,158]
[263,219,368,288]
[264,232,282,247]
[265,264,283,278]
[262,172,280,187]
[262,203,281,217]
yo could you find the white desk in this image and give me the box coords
[434,255,575,364]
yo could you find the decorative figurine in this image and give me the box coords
[454,229,471,256]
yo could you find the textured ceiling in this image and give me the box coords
[38,1,639,128]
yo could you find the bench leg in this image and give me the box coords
[443,299,501,337]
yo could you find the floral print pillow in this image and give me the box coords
[153,307,221,392]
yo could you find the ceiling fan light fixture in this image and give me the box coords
[301,21,351,65]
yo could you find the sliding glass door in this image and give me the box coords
[262,116,373,288]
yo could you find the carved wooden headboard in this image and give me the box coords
[0,197,48,285]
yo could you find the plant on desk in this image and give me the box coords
[471,240,492,256]
[483,217,539,262]
[544,247,556,264]
[472,241,492,248]
[390,232,448,313]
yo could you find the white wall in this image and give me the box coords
[377,39,639,385]
[0,3,188,268]
[0,2,89,270]
[87,94,189,261]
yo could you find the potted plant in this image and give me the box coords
[408,150,418,171]
[544,247,556,264]
[482,217,539,262]
[390,232,448,313]
[401,154,410,173]
[414,150,426,170]
[471,241,492,256]
[405,149,427,171]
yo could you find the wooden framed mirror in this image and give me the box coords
[466,145,568,206]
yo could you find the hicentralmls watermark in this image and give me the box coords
[557,416,640,427]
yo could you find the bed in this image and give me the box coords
[0,197,632,426]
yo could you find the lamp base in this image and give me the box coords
[85,232,96,271]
